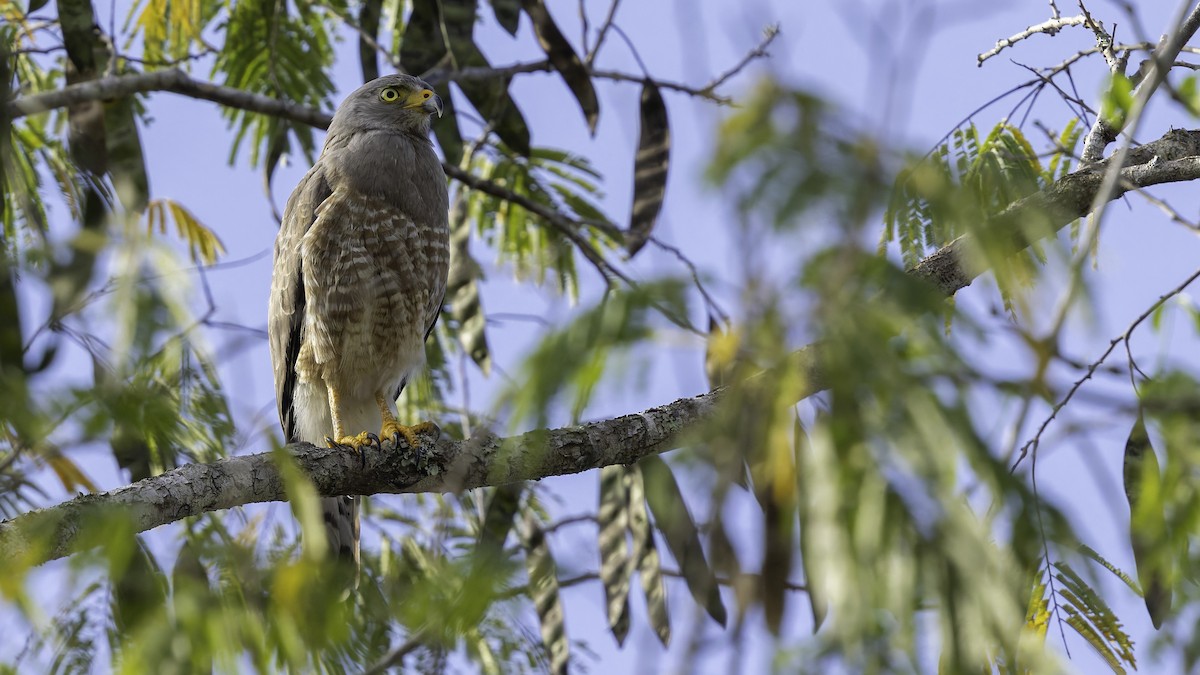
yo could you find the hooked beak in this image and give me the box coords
[426,93,444,118]
[420,91,444,117]
[405,88,444,118]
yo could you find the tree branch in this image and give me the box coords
[7,68,335,129]
[977,15,1086,66]
[910,129,1200,296]
[0,391,718,564]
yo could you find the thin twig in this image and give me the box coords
[1012,263,1200,472]
[701,24,780,96]
[977,15,1087,66]
[648,236,730,324]
[498,567,807,602]
[586,0,623,67]
[1134,189,1200,230]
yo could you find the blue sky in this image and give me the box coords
[9,0,1200,672]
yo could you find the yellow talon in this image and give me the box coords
[381,420,439,449]
[327,431,373,451]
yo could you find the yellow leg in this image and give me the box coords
[326,383,371,450]
[375,394,439,449]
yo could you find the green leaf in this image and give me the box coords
[214,0,332,170]
[145,198,225,264]
[626,464,670,646]
[1100,73,1134,129]
[640,455,727,627]
[519,0,599,134]
[521,512,569,675]
[1122,413,1172,629]
[127,0,219,65]
[597,466,632,644]
[1077,543,1140,596]
[626,80,669,257]
[505,281,685,429]
[1055,561,1136,672]
[272,445,327,562]
[110,537,168,635]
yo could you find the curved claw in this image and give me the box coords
[390,431,402,449]
[324,436,338,449]
[366,432,381,449]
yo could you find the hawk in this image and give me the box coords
[269,74,449,567]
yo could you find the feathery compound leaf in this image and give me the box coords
[597,466,632,644]
[1054,561,1136,672]
[145,198,225,264]
[215,0,332,169]
[625,80,669,257]
[521,513,569,675]
[1064,614,1126,675]
[626,463,670,646]
[640,455,727,627]
[519,0,599,134]
[1025,578,1050,640]
[127,0,218,64]
[1122,413,1172,629]
[1077,543,1140,595]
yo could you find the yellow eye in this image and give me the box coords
[379,87,401,102]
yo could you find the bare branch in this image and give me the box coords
[585,0,623,67]
[1080,2,1200,162]
[977,15,1087,66]
[1012,263,1200,471]
[700,24,779,96]
[7,68,334,129]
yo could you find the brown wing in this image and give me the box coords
[269,166,331,442]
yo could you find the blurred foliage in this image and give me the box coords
[884,120,1083,314]
[3,0,1199,673]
